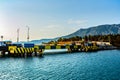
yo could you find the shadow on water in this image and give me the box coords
[0,55,44,59]
[43,51,68,56]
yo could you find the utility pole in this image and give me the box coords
[27,26,30,42]
[17,28,19,42]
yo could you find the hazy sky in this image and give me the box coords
[0,0,120,41]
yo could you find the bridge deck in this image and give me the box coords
[37,45,81,49]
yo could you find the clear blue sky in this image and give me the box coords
[0,0,120,41]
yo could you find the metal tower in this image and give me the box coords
[17,28,19,42]
[27,26,30,42]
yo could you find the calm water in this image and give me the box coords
[0,50,120,80]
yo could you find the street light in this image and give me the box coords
[1,35,3,41]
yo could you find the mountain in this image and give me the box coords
[63,24,120,38]
[30,24,120,44]
[30,39,54,45]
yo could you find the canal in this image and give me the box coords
[0,50,120,80]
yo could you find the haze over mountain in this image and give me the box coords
[31,24,120,44]
[62,24,120,38]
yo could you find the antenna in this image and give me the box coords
[17,28,19,42]
[27,26,30,42]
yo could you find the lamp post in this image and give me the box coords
[1,35,3,41]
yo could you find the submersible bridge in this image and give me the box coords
[0,44,98,57]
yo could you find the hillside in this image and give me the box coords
[63,24,120,38]
[30,24,120,44]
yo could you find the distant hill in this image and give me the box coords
[62,24,120,38]
[30,39,54,45]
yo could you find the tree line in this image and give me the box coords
[57,34,120,47]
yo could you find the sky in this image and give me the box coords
[0,0,120,42]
